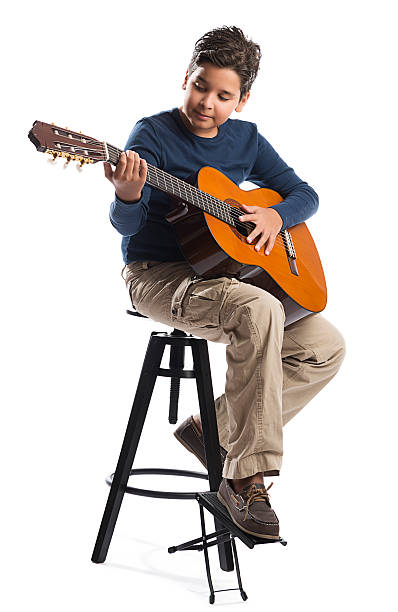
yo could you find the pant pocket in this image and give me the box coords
[171,275,229,328]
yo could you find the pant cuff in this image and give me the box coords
[222,451,281,479]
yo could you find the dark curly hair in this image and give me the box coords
[187,25,262,102]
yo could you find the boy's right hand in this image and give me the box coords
[103,150,147,203]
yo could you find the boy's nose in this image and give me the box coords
[201,94,213,109]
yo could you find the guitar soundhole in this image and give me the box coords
[224,198,252,243]
[234,218,250,236]
[233,222,249,238]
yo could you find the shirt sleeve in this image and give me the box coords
[245,128,319,231]
[109,118,162,237]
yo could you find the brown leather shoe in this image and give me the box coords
[173,415,227,470]
[217,478,279,539]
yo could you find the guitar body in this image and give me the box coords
[165,166,327,327]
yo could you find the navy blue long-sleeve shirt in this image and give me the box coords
[109,106,319,264]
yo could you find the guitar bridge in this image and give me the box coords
[281,230,299,276]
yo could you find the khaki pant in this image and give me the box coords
[122,260,346,480]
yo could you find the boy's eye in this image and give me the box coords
[194,82,229,101]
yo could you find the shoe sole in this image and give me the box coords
[173,430,208,470]
[216,491,280,540]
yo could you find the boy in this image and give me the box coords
[104,25,346,540]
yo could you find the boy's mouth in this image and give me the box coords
[194,110,211,120]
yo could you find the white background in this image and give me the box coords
[2,0,397,609]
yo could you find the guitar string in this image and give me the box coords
[103,142,287,249]
[104,143,287,249]
[105,143,283,220]
[58,137,287,250]
[59,137,279,237]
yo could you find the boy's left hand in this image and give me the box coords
[238,204,283,255]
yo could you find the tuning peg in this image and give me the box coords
[48,151,58,163]
[77,159,86,172]
[63,155,72,169]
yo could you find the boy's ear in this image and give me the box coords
[182,67,189,90]
[235,91,250,113]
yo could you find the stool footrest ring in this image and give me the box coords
[106,467,209,500]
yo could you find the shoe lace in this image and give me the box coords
[242,482,274,522]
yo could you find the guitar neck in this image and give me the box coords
[105,142,231,223]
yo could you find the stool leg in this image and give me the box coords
[91,334,166,564]
[191,340,235,573]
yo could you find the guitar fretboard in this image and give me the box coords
[105,142,245,230]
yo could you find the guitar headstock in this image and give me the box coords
[28,121,107,167]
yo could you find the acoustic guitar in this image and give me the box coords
[28,120,327,326]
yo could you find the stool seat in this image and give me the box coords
[126,307,148,318]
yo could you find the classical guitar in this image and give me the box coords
[28,120,327,326]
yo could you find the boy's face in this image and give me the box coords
[179,61,250,138]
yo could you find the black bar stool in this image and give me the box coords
[91,306,236,577]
